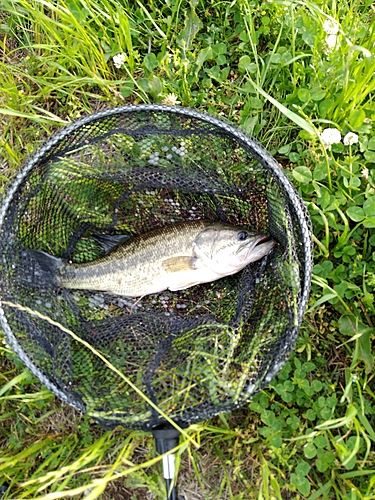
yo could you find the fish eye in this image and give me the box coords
[237,231,248,241]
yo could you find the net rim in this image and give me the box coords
[0,105,313,426]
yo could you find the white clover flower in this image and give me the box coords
[113,53,126,69]
[2,338,11,349]
[162,93,181,106]
[319,128,342,149]
[323,19,339,35]
[343,132,359,146]
[361,167,369,180]
[325,34,338,51]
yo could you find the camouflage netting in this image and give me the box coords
[0,105,313,430]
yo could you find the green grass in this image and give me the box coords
[1,0,375,498]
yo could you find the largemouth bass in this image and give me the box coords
[33,220,275,297]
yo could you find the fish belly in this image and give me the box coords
[166,267,222,292]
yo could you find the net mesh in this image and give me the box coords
[0,105,313,430]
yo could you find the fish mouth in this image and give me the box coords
[237,234,276,260]
[240,234,274,250]
[256,235,275,247]
[253,235,276,252]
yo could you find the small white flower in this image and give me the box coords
[162,93,181,106]
[113,53,126,69]
[361,167,369,180]
[325,34,338,51]
[323,19,339,35]
[319,128,342,149]
[2,338,11,349]
[343,132,359,146]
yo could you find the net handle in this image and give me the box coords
[152,426,185,500]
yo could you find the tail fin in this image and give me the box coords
[30,250,64,285]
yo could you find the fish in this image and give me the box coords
[32,220,276,297]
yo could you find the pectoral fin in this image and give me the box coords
[162,256,196,273]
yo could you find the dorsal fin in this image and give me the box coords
[93,233,131,254]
